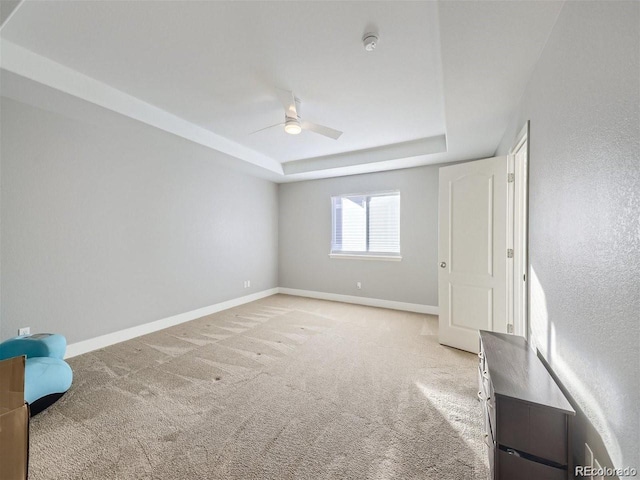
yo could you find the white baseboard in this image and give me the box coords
[65,288,279,359]
[65,287,437,359]
[277,288,439,315]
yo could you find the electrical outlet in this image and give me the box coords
[18,327,30,336]
[356,282,362,289]
[585,443,594,479]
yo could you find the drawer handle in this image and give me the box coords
[483,433,491,448]
[482,370,490,380]
[477,390,484,401]
[478,351,484,359]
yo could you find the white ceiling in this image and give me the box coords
[0,1,564,182]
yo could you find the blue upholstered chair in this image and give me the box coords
[0,334,73,415]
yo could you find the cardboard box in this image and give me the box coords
[0,356,29,479]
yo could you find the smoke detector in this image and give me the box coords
[363,33,379,52]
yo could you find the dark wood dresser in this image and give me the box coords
[478,331,575,480]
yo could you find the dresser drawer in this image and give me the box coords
[496,398,568,464]
[498,448,567,480]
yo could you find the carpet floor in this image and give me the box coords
[28,294,489,479]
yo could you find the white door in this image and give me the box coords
[438,156,509,353]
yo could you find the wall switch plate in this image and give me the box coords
[18,327,30,336]
[247,280,250,288]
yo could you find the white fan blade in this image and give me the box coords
[249,122,284,135]
[276,89,299,119]
[301,120,343,140]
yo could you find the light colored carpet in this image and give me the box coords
[29,294,489,479]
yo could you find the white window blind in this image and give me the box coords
[331,191,400,257]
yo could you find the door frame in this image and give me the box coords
[507,121,530,339]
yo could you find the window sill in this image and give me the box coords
[329,253,402,262]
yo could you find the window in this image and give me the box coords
[331,191,401,260]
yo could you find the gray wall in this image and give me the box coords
[279,167,439,306]
[496,1,639,472]
[1,97,278,344]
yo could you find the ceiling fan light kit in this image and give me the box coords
[284,118,302,135]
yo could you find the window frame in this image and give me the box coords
[329,190,402,261]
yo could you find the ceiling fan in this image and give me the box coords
[250,89,343,140]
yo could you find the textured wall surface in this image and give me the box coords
[1,97,278,343]
[279,167,439,306]
[497,1,640,471]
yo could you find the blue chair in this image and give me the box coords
[0,334,73,415]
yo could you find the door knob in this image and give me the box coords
[440,262,446,268]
